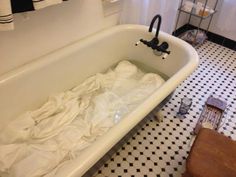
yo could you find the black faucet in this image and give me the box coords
[136,14,170,58]
[149,14,162,39]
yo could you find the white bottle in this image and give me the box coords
[196,2,203,15]
[183,1,194,12]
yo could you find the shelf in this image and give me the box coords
[174,0,219,46]
[178,8,217,19]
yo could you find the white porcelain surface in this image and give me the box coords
[0,24,199,177]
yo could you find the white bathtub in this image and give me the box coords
[0,25,198,177]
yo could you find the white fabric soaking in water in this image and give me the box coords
[0,60,165,177]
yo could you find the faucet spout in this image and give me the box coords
[148,14,162,38]
[135,14,170,59]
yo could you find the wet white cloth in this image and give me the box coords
[0,60,165,177]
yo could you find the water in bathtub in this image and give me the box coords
[0,60,165,177]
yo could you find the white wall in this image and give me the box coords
[190,0,236,41]
[4,0,231,77]
[0,0,120,76]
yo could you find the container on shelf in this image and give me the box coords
[174,0,219,46]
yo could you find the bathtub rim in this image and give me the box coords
[0,24,199,177]
[0,24,198,85]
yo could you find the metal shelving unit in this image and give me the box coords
[174,0,219,45]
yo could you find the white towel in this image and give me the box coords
[0,0,14,31]
[0,0,64,31]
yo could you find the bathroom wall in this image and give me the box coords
[0,0,120,76]
[1,0,233,77]
[189,0,236,41]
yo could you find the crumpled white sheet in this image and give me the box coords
[0,60,165,177]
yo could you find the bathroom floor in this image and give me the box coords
[93,41,236,177]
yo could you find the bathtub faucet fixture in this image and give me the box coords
[135,14,170,59]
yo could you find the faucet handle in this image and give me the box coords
[157,42,170,59]
[135,39,148,46]
[158,42,169,50]
[141,38,159,49]
[135,40,141,46]
[162,53,169,59]
[158,42,170,54]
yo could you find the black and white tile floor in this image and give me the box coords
[93,41,236,177]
